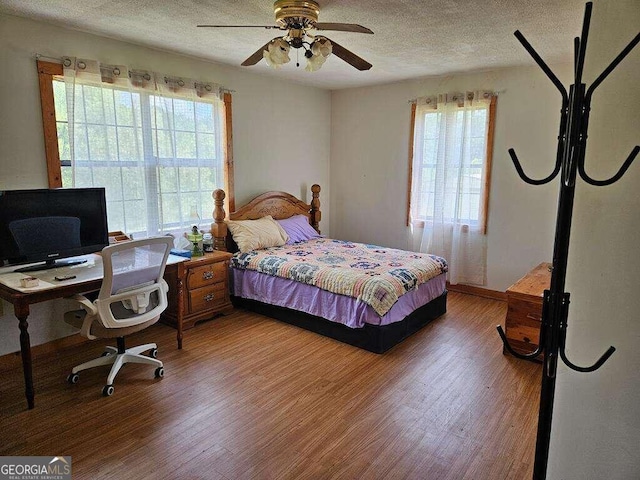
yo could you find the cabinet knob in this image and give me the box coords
[204,293,215,302]
[202,271,214,280]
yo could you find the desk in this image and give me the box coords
[0,253,187,409]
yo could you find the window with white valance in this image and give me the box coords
[408,91,496,285]
[37,57,234,239]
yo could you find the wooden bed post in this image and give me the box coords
[212,189,228,251]
[310,184,321,234]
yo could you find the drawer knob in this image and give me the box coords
[204,293,215,302]
[202,271,214,280]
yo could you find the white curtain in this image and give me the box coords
[410,91,493,285]
[61,56,226,238]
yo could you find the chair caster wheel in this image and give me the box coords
[67,373,79,384]
[154,367,164,378]
[101,351,112,357]
[102,385,115,397]
[150,348,158,359]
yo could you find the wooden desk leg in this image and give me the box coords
[15,302,35,409]
[176,273,184,350]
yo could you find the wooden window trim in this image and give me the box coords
[223,92,235,213]
[481,96,497,234]
[406,102,416,227]
[37,60,64,188]
[36,59,235,212]
[406,96,497,234]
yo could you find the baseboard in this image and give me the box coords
[446,282,506,301]
[0,334,88,372]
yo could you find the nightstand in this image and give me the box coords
[503,262,551,362]
[162,250,234,330]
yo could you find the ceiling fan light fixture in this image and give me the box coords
[305,54,326,72]
[311,37,332,57]
[305,37,332,72]
[263,38,291,68]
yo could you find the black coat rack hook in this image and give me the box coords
[579,145,639,186]
[586,32,640,101]
[508,101,568,185]
[556,292,616,372]
[513,30,568,102]
[508,149,562,185]
[573,2,592,84]
[496,325,545,360]
[560,345,616,373]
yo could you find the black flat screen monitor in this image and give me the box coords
[0,187,109,272]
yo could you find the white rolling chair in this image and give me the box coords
[64,236,173,397]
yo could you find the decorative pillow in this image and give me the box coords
[226,216,289,252]
[276,214,321,244]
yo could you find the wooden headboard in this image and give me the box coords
[211,184,321,251]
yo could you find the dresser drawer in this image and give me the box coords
[188,282,228,314]
[187,261,228,289]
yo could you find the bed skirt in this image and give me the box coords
[231,290,447,354]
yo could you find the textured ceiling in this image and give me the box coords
[1,0,588,90]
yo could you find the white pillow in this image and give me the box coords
[226,215,289,252]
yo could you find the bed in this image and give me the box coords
[211,184,448,353]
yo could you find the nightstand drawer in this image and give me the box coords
[188,283,228,314]
[187,261,228,289]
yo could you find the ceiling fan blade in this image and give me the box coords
[326,38,372,71]
[197,25,277,29]
[241,39,277,66]
[314,23,373,34]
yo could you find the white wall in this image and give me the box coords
[0,13,331,355]
[549,0,640,478]
[330,63,574,291]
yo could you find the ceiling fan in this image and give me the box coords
[197,0,373,72]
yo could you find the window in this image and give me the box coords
[407,92,496,286]
[37,60,234,238]
[408,93,496,233]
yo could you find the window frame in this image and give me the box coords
[406,95,496,234]
[36,60,236,215]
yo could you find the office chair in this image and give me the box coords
[64,236,173,397]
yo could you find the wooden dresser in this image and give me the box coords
[504,262,551,361]
[162,250,234,330]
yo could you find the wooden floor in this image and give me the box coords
[0,293,541,479]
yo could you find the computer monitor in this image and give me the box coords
[0,187,109,272]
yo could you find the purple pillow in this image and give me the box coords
[277,215,321,244]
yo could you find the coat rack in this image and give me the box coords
[495,3,639,479]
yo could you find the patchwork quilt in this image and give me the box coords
[230,238,448,316]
